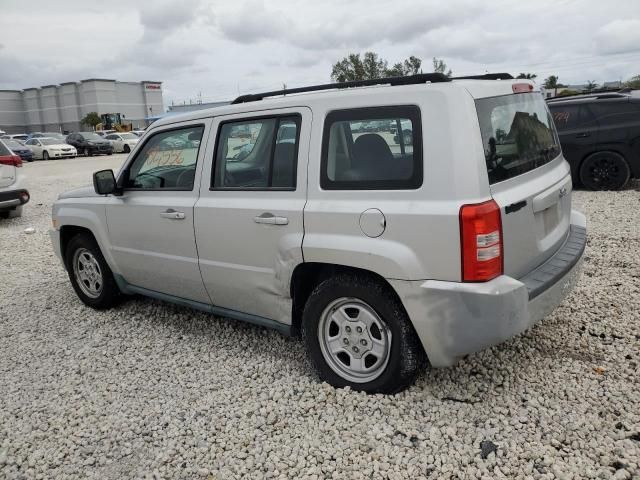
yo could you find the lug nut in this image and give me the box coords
[356,326,363,333]
[345,326,351,333]
[352,346,359,353]
[360,339,367,346]
[343,338,349,345]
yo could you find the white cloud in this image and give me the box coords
[595,19,640,55]
[0,0,639,105]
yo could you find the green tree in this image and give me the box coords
[585,80,598,92]
[623,75,640,89]
[331,52,423,82]
[556,89,580,97]
[432,57,452,77]
[386,56,422,77]
[80,112,101,128]
[516,73,537,79]
[543,75,559,89]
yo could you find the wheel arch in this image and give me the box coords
[289,262,412,337]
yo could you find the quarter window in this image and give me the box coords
[212,115,300,189]
[321,106,422,190]
[125,125,204,190]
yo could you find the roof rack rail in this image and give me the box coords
[546,92,629,102]
[231,73,450,104]
[453,73,514,80]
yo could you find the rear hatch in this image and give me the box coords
[475,91,572,278]
[0,141,17,188]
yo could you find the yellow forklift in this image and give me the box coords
[96,113,133,132]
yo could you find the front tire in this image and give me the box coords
[579,151,630,190]
[65,233,121,309]
[123,144,130,153]
[302,273,423,394]
[43,151,49,161]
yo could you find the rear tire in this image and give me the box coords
[65,233,121,309]
[579,151,630,190]
[302,273,424,394]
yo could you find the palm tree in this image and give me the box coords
[516,73,537,79]
[544,75,560,95]
[586,80,598,92]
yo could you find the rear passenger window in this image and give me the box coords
[321,106,422,190]
[551,104,597,131]
[212,116,300,189]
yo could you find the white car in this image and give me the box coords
[0,140,29,218]
[104,132,139,153]
[1,134,29,145]
[131,130,146,137]
[24,137,77,160]
[51,74,586,393]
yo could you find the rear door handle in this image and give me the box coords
[575,132,590,138]
[160,209,185,220]
[254,212,289,225]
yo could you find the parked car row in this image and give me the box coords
[0,130,145,161]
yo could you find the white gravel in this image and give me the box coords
[1,156,639,479]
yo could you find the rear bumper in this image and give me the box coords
[0,188,30,210]
[391,210,587,367]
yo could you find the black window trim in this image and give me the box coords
[210,112,302,192]
[119,122,206,192]
[320,105,423,190]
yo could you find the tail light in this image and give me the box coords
[0,155,23,167]
[460,200,503,282]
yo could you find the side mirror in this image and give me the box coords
[93,169,119,195]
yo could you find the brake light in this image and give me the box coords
[0,155,22,167]
[460,200,503,282]
[512,83,534,93]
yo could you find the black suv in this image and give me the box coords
[66,132,113,157]
[547,93,640,190]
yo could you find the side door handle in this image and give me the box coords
[254,212,289,225]
[575,132,590,138]
[160,208,186,220]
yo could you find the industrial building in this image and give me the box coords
[0,79,163,134]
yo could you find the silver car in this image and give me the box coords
[51,74,586,393]
[0,139,30,218]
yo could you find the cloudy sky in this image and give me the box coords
[1,0,639,108]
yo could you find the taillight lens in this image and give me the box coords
[460,200,503,282]
[0,155,22,167]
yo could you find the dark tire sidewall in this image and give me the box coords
[65,234,120,309]
[302,274,422,394]
[579,152,630,190]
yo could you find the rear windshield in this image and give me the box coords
[476,92,561,184]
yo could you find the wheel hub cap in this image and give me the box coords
[73,248,103,299]
[318,298,392,383]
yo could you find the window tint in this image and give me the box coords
[590,101,640,126]
[213,115,299,189]
[550,103,598,132]
[321,106,422,190]
[476,93,561,184]
[126,125,204,190]
[0,141,11,156]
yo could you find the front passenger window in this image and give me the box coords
[125,125,204,190]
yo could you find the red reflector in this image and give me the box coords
[0,155,22,167]
[512,83,534,93]
[460,200,503,282]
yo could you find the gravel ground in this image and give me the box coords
[1,156,639,480]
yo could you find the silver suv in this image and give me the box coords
[51,74,586,393]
